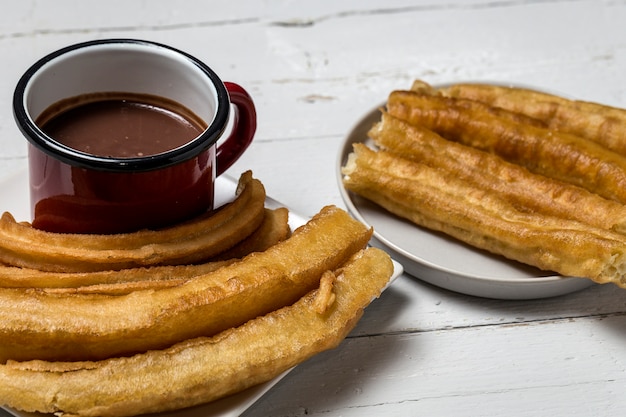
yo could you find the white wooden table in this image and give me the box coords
[2,1,626,416]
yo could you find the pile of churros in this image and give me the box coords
[0,170,394,416]
[342,80,626,287]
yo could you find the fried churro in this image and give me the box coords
[439,82,626,155]
[387,90,626,204]
[369,112,626,233]
[0,247,393,417]
[0,208,290,294]
[343,143,626,286]
[0,171,266,272]
[0,205,372,363]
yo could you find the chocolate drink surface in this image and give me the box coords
[37,93,206,158]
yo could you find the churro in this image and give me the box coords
[387,90,626,204]
[343,143,626,286]
[0,247,393,417]
[369,112,626,233]
[0,171,266,272]
[439,82,626,155]
[0,205,372,362]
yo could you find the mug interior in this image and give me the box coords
[15,39,230,171]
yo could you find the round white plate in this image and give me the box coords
[337,102,595,300]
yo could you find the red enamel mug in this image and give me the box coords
[13,39,256,234]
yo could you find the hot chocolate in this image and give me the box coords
[37,93,206,158]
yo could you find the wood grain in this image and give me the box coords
[1,1,626,416]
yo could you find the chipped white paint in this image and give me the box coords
[1,1,626,416]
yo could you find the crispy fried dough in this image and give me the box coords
[439,82,626,155]
[0,261,231,290]
[214,206,290,260]
[410,80,547,128]
[0,205,372,363]
[386,90,626,204]
[342,143,626,286]
[0,247,393,417]
[0,171,266,272]
[369,112,626,233]
[0,208,290,293]
[37,209,289,296]
[27,261,235,296]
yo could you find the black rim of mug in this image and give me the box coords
[12,38,230,172]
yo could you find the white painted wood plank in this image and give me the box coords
[243,311,626,417]
[3,0,626,146]
[350,275,626,334]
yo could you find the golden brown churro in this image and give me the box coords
[0,262,230,292]
[0,247,393,417]
[386,90,626,204]
[369,112,626,233]
[439,83,626,155]
[343,143,626,285]
[213,206,290,260]
[0,207,289,292]
[0,171,266,272]
[0,206,373,363]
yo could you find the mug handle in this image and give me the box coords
[216,82,257,176]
